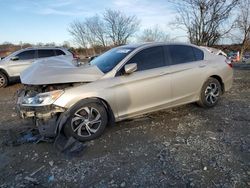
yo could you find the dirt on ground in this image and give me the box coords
[0,68,249,188]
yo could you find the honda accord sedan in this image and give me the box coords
[17,42,233,141]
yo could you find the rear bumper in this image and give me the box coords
[224,69,233,92]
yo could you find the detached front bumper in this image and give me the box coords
[17,103,65,119]
[17,92,66,137]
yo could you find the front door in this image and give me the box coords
[8,50,36,76]
[114,46,172,119]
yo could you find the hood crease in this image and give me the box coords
[20,57,104,85]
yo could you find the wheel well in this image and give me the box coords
[57,97,116,134]
[0,69,9,81]
[69,97,116,126]
[210,75,224,93]
[94,97,116,126]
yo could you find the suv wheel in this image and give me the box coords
[197,78,222,108]
[0,72,8,88]
[63,100,108,142]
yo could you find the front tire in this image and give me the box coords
[63,100,108,142]
[197,78,222,108]
[0,72,8,88]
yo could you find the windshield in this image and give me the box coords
[90,47,135,73]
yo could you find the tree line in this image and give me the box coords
[1,1,249,58]
[68,9,170,53]
[169,0,249,59]
[68,1,249,58]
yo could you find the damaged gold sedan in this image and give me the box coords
[17,43,233,141]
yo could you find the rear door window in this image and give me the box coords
[38,49,55,58]
[126,46,166,71]
[167,45,196,65]
[17,50,36,60]
[193,47,204,60]
[55,50,66,56]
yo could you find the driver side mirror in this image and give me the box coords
[11,56,19,61]
[124,63,137,74]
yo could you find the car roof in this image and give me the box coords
[121,42,199,49]
[24,46,68,50]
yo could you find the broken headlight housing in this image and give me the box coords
[22,90,64,106]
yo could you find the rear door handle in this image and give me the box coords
[199,65,206,68]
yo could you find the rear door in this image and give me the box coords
[55,49,66,56]
[165,45,206,105]
[7,50,36,76]
[55,49,73,61]
[114,46,172,119]
[37,49,56,59]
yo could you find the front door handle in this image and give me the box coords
[159,72,169,76]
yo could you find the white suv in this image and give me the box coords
[0,47,76,87]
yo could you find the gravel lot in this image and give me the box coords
[0,68,249,187]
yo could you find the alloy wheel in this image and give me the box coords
[71,107,102,138]
[205,83,219,105]
[0,75,5,87]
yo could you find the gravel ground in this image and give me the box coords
[0,68,249,188]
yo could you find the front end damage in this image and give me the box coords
[17,58,105,139]
[17,84,74,138]
[17,103,65,137]
[17,84,89,154]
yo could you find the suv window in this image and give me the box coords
[127,46,166,71]
[55,50,66,56]
[17,50,36,60]
[167,45,196,65]
[38,49,55,58]
[193,47,204,60]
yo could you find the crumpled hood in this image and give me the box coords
[20,57,104,85]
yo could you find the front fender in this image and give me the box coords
[53,87,118,120]
[0,67,9,78]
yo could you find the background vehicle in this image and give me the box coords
[201,46,227,57]
[17,42,233,142]
[0,47,77,87]
[242,54,250,63]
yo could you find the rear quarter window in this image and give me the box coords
[168,45,196,65]
[55,50,66,56]
[193,47,204,60]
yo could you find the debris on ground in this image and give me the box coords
[1,128,54,147]
[48,175,55,183]
[54,134,87,157]
[24,176,39,185]
[30,165,45,177]
[17,129,41,144]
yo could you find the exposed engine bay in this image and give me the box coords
[21,83,79,94]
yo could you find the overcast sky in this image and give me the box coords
[0,0,187,45]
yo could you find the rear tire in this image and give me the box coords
[63,100,108,142]
[0,72,8,88]
[197,78,222,108]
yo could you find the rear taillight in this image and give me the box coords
[73,53,79,59]
[69,49,79,59]
[225,59,232,68]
